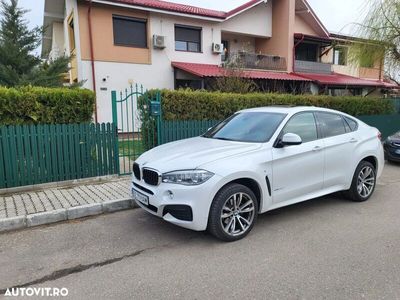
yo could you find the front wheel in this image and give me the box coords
[344,161,377,202]
[208,184,258,242]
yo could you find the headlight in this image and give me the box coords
[162,170,214,186]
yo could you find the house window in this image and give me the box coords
[333,47,347,65]
[113,16,147,48]
[295,43,319,62]
[175,25,202,52]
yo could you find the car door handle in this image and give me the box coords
[349,138,358,143]
[312,146,323,152]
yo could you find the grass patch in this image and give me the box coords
[118,140,145,159]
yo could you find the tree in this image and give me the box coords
[0,0,71,87]
[351,0,400,83]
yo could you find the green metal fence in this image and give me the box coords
[156,114,400,146]
[0,123,117,189]
[359,114,400,139]
[159,120,220,144]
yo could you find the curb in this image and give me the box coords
[0,198,136,233]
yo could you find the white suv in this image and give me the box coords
[132,107,384,241]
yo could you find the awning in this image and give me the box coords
[172,62,312,82]
[296,72,399,88]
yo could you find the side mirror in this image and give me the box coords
[281,133,302,146]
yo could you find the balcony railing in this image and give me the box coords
[225,52,287,72]
[294,60,332,74]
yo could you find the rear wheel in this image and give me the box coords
[208,184,258,242]
[345,161,376,202]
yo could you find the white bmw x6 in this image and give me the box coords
[132,107,384,241]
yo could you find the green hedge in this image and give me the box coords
[151,89,395,121]
[0,86,95,125]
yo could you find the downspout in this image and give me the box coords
[293,34,304,73]
[88,0,98,123]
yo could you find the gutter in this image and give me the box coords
[88,0,98,123]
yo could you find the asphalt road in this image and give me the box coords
[1,163,400,300]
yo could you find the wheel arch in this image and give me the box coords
[359,155,378,170]
[214,177,263,213]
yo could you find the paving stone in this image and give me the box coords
[30,193,45,213]
[36,191,55,210]
[1,178,132,230]
[5,197,16,218]
[14,194,27,215]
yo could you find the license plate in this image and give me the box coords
[132,189,149,206]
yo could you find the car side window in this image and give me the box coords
[317,112,347,138]
[282,112,318,143]
[344,117,358,132]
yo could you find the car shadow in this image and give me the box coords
[132,192,356,245]
[386,159,400,166]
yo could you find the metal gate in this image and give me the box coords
[111,84,161,175]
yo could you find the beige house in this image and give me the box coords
[42,0,398,123]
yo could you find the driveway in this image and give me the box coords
[0,163,399,299]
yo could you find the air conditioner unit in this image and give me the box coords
[153,35,166,49]
[212,43,223,54]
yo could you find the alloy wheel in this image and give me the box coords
[357,166,375,198]
[220,192,255,237]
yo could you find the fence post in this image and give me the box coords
[111,91,120,175]
[156,91,162,146]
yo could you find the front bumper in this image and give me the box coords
[384,143,400,162]
[131,174,222,231]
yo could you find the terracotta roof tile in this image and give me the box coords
[296,72,398,88]
[101,0,263,19]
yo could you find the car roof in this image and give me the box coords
[238,106,346,115]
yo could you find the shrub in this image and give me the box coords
[146,89,395,121]
[0,86,95,125]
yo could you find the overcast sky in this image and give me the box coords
[19,0,368,54]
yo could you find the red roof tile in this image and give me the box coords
[100,0,263,19]
[296,72,397,88]
[172,62,312,81]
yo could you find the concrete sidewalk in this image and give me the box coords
[0,177,134,233]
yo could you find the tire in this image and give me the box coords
[344,161,377,202]
[208,184,258,242]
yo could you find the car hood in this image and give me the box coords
[136,137,262,173]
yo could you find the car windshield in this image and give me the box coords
[203,112,287,143]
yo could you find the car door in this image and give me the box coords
[315,112,358,189]
[271,112,324,203]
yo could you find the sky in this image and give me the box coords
[19,0,369,54]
